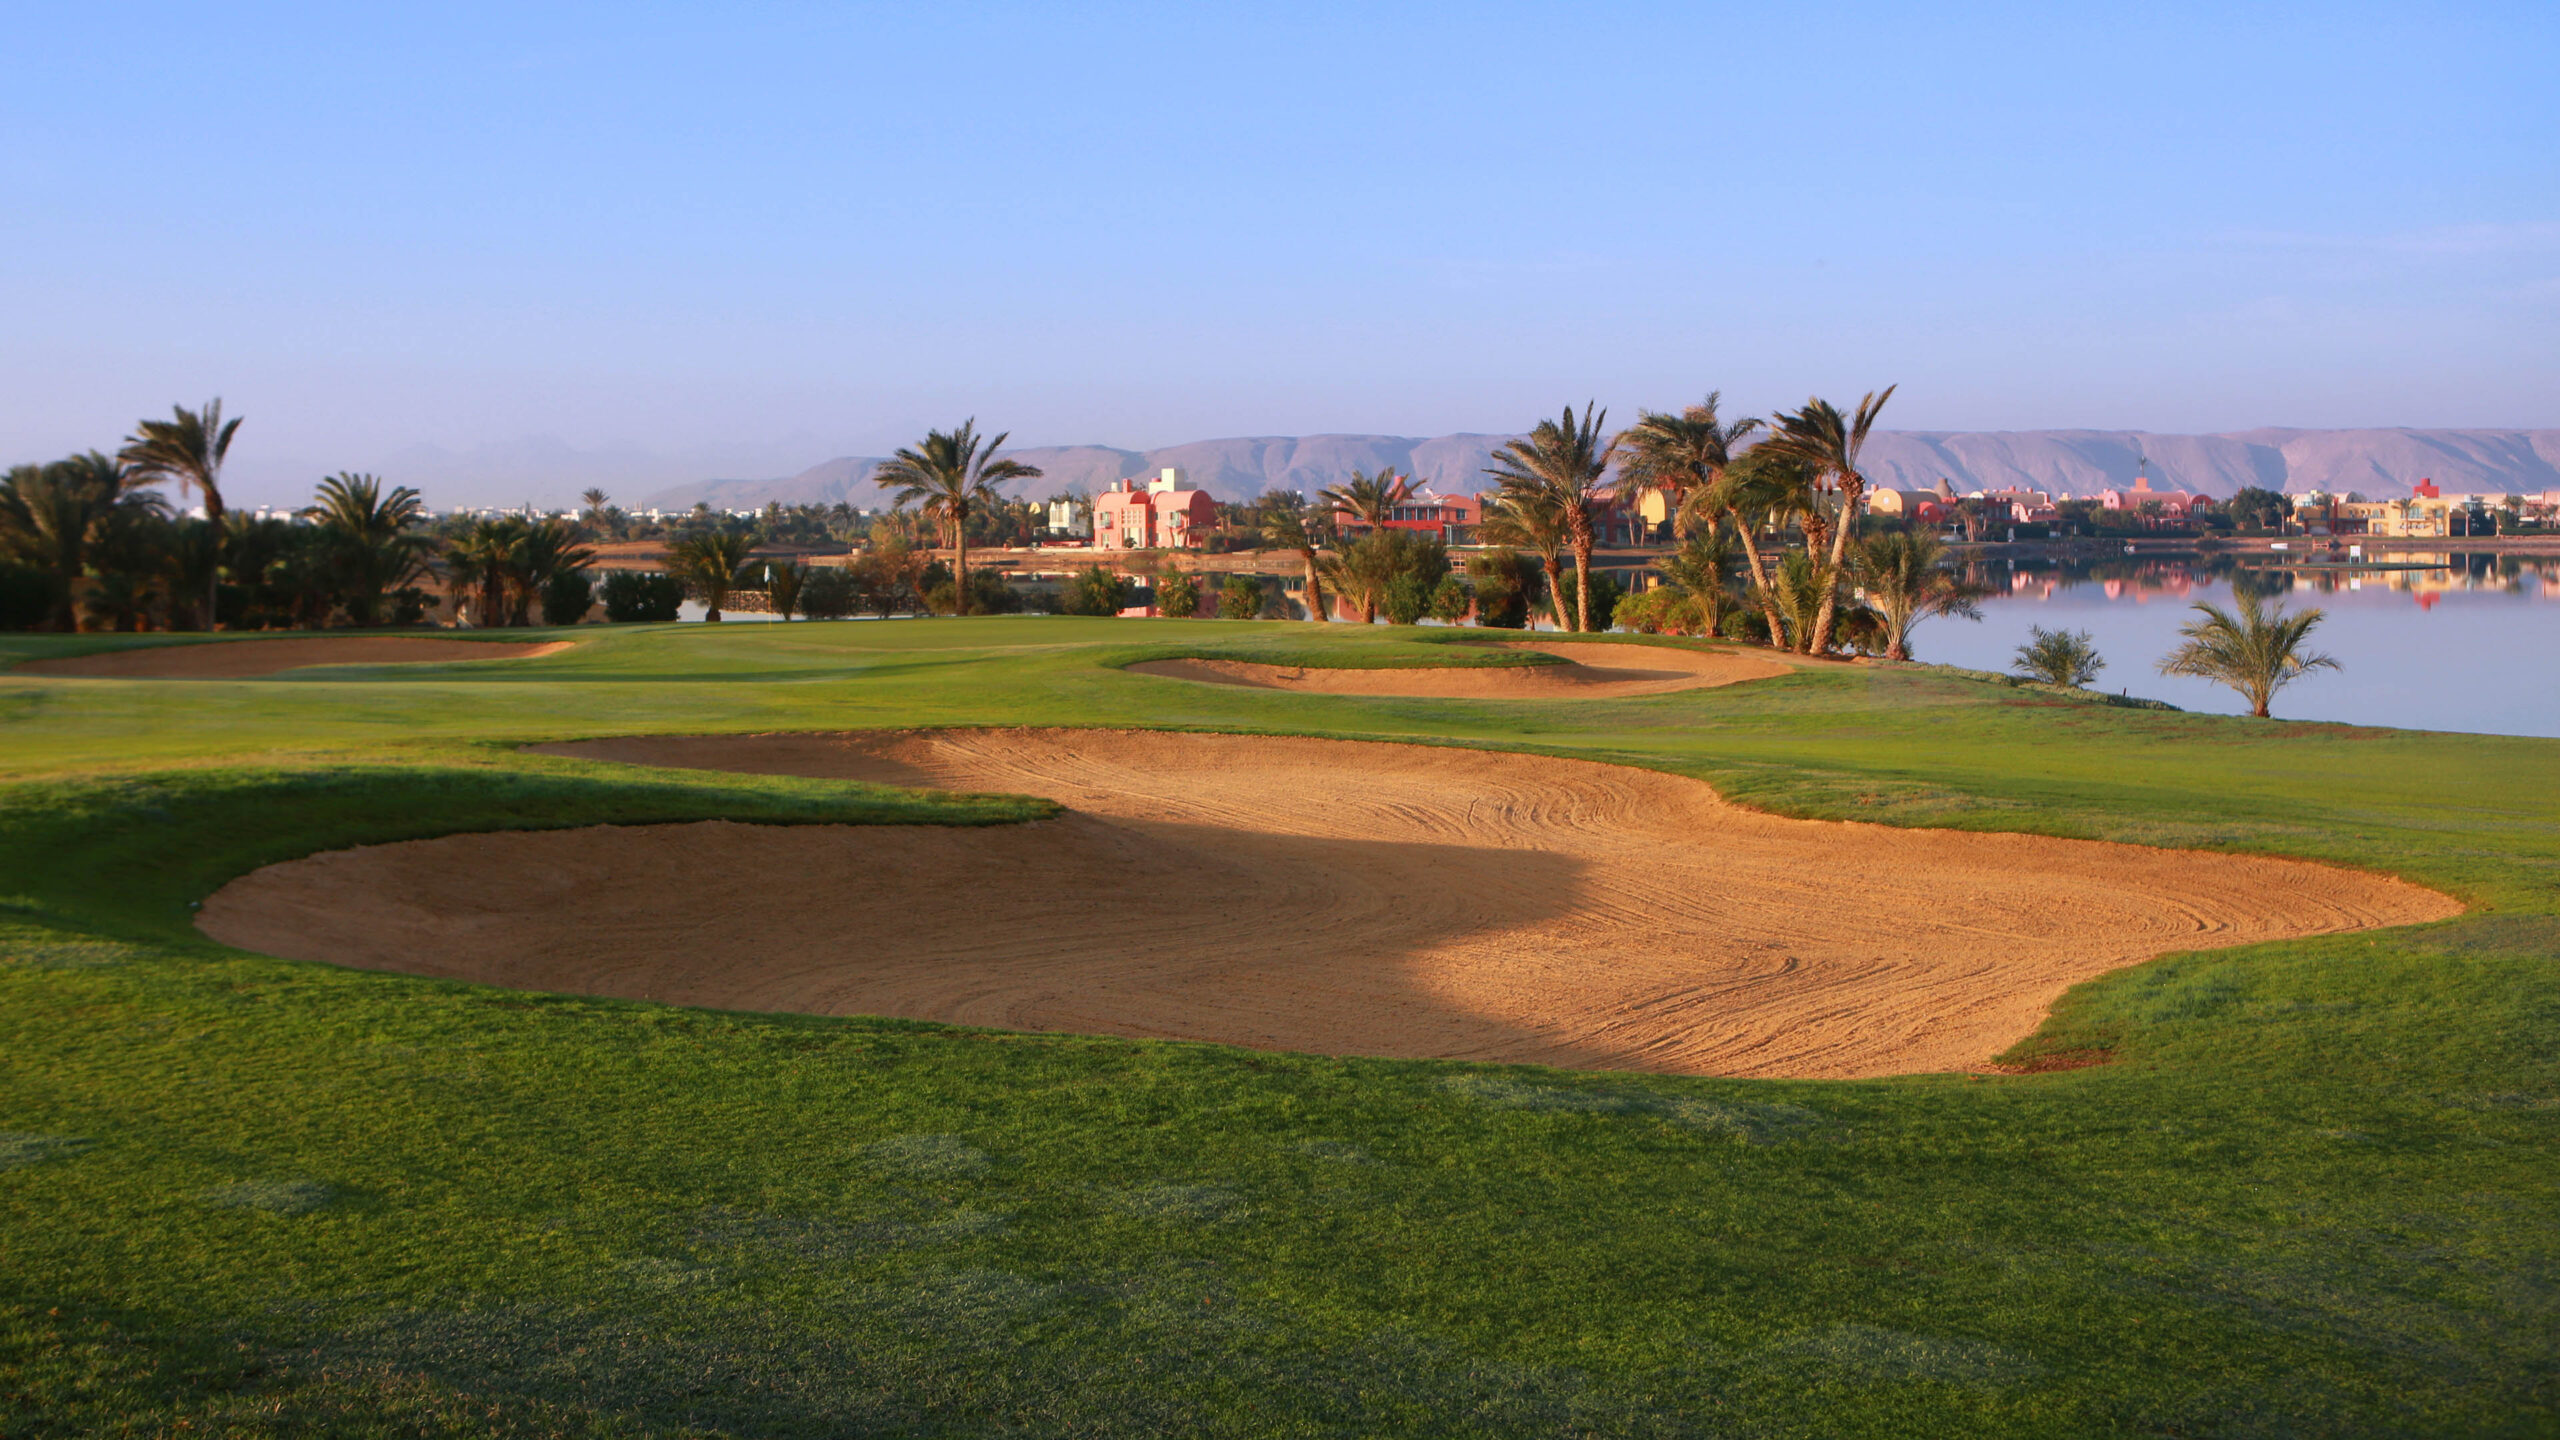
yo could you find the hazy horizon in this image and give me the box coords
[7,4,2553,509]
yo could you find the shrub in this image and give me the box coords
[799,565,857,619]
[600,570,686,623]
[1428,574,1473,623]
[1218,574,1265,619]
[0,564,54,631]
[540,569,595,626]
[1157,571,1201,618]
[1383,571,1433,626]
[2014,625,2104,687]
[1060,566,1128,617]
[1466,550,1531,629]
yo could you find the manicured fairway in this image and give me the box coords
[3,618,2555,1437]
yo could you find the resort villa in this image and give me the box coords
[2098,475,2207,525]
[1334,485,1483,544]
[2325,479,2520,538]
[1093,469,1221,551]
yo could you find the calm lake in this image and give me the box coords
[1892,550,2559,738]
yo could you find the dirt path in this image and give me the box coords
[199,729,2459,1077]
[18,637,574,678]
[1127,641,1792,699]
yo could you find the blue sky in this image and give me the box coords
[5,2,2554,505]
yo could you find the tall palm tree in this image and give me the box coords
[1617,394,1759,545]
[1317,467,1413,531]
[304,473,433,626]
[1256,494,1329,621]
[118,399,242,629]
[2158,589,2339,718]
[871,420,1043,616]
[1478,490,1574,633]
[580,488,612,530]
[0,454,167,631]
[1753,386,1895,655]
[1853,531,1985,661]
[668,530,755,621]
[1484,403,1616,631]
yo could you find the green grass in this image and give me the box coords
[2,616,2554,1437]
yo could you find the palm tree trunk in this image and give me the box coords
[1571,541,1593,632]
[1301,548,1326,621]
[955,521,968,617]
[203,496,225,631]
[1807,479,1862,655]
[1730,518,1788,650]
[1540,555,1570,632]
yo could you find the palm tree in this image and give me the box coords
[1654,529,1737,638]
[1853,531,1985,661]
[118,399,242,629]
[580,488,612,530]
[1617,394,1759,545]
[1753,386,1896,654]
[0,454,167,631]
[1484,403,1615,631]
[506,519,595,625]
[1684,449,1816,649]
[304,473,433,626]
[871,420,1043,616]
[669,530,755,621]
[1317,467,1413,531]
[2014,626,2104,687]
[1257,494,1330,621]
[442,518,525,627]
[2159,589,2339,718]
[1478,489,1574,633]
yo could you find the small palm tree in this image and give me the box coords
[118,399,242,629]
[2015,626,2104,687]
[580,488,612,530]
[669,530,755,621]
[1484,403,1615,631]
[507,519,595,625]
[1316,532,1397,625]
[1854,532,1985,661]
[1753,386,1896,654]
[442,517,526,627]
[2159,590,2338,718]
[1477,488,1574,633]
[872,420,1043,615]
[1652,530,1737,638]
[1317,467,1413,531]
[768,559,806,621]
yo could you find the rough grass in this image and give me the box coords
[2,616,2555,1437]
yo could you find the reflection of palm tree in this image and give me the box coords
[118,399,242,629]
[872,421,1042,616]
[1853,531,1984,661]
[1754,386,1895,654]
[1317,467,1413,530]
[669,531,755,622]
[1485,404,1615,631]
[2159,589,2338,718]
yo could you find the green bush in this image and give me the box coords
[600,570,686,623]
[1218,574,1265,619]
[798,566,857,620]
[539,569,595,626]
[1060,566,1128,617]
[1157,572,1201,619]
[1465,550,1531,629]
[1428,574,1473,623]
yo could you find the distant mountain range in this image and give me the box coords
[638,427,2560,511]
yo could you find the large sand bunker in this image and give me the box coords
[1128,641,1791,699]
[18,637,573,679]
[198,729,2458,1077]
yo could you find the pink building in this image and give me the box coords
[2098,475,2206,523]
[1094,469,1221,550]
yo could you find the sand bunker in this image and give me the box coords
[1128,641,1791,699]
[199,729,2457,1078]
[18,637,573,679]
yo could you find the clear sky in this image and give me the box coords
[6,2,2554,506]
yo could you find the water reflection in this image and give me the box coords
[1896,550,2558,736]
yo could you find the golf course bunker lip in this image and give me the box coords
[17,637,575,679]
[1127,641,1792,699]
[199,729,2460,1078]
